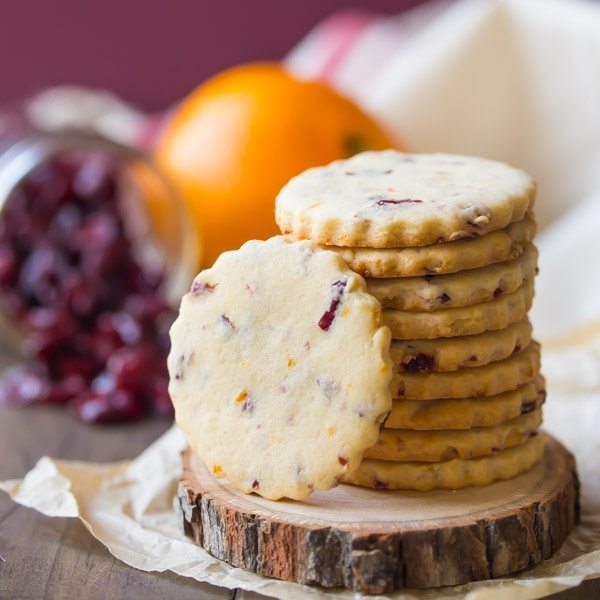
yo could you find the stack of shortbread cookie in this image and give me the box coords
[277,150,545,491]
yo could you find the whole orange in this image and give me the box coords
[155,62,398,267]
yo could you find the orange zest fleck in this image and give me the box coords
[212,465,223,474]
[287,358,296,367]
[235,389,248,403]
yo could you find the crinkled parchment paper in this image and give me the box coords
[1,337,599,600]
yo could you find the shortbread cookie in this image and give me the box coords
[168,237,392,501]
[369,244,538,311]
[395,342,540,400]
[321,216,536,278]
[384,280,534,339]
[385,378,545,430]
[343,433,546,491]
[392,319,533,372]
[366,410,542,462]
[277,151,536,248]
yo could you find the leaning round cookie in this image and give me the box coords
[383,280,534,340]
[385,378,545,430]
[392,318,533,372]
[369,244,537,312]
[277,151,536,248]
[342,434,546,491]
[366,410,542,462]
[394,341,540,400]
[320,216,536,278]
[168,236,393,501]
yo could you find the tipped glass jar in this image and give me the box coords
[0,112,198,422]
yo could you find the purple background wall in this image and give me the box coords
[0,0,426,111]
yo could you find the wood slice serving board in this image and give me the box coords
[178,433,579,594]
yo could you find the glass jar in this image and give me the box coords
[0,125,198,307]
[0,110,198,421]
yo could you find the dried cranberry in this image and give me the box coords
[24,162,71,215]
[318,280,347,331]
[11,215,46,252]
[63,277,98,318]
[0,290,26,320]
[56,356,97,380]
[124,295,169,327]
[221,314,234,328]
[71,390,144,424]
[49,204,84,243]
[404,353,435,373]
[0,247,18,286]
[72,331,119,367]
[18,245,70,305]
[76,213,120,249]
[318,300,339,331]
[0,364,50,406]
[47,375,86,405]
[79,237,126,276]
[107,346,153,390]
[0,154,176,423]
[23,308,77,358]
[68,331,98,356]
[72,157,118,207]
[191,281,217,295]
[102,311,143,345]
[521,400,537,414]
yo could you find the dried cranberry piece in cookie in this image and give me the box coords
[318,279,347,331]
[403,353,435,373]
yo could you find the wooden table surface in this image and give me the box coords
[0,360,598,599]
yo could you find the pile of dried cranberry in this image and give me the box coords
[0,156,174,422]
